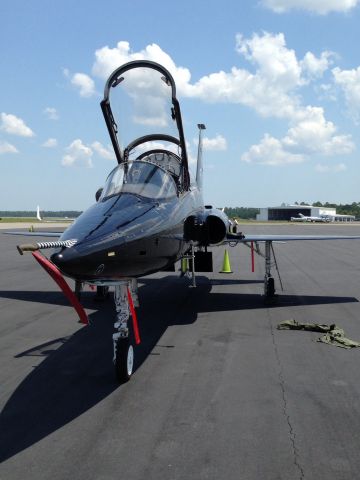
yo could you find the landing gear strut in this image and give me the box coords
[180,243,196,287]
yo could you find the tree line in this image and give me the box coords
[224,207,260,220]
[3,208,260,220]
[2,203,360,220]
[0,211,82,218]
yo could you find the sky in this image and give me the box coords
[1,0,360,210]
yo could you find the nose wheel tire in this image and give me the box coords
[115,337,134,383]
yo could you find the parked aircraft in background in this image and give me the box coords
[6,60,360,383]
[291,213,331,223]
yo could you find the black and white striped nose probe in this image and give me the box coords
[17,239,77,255]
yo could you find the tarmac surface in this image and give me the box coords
[1,224,360,479]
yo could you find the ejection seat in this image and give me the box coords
[136,150,182,180]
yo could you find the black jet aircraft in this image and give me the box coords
[9,60,360,383]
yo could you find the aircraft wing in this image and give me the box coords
[6,231,360,242]
[226,233,360,242]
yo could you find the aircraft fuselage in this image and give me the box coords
[51,187,203,283]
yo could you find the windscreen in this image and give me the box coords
[108,66,181,153]
[100,161,178,201]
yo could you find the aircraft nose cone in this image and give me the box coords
[51,247,105,280]
[51,250,78,277]
[51,252,63,265]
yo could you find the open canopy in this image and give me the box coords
[101,60,190,190]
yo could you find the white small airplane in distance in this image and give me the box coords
[291,213,331,223]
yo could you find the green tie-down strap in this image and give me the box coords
[277,319,360,349]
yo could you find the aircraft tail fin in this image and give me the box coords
[36,206,42,221]
[196,124,206,191]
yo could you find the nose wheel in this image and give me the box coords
[114,337,134,383]
[113,283,140,384]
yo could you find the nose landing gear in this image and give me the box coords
[113,281,140,383]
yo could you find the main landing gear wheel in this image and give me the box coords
[266,276,275,297]
[114,337,134,383]
[264,276,277,304]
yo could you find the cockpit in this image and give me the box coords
[99,159,178,202]
[100,60,190,192]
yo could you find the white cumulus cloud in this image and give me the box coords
[333,66,360,122]
[91,42,193,130]
[71,73,96,97]
[90,35,332,123]
[91,141,116,160]
[0,141,18,155]
[242,106,354,165]
[62,139,93,167]
[202,135,227,151]
[190,33,332,121]
[86,37,351,165]
[261,0,359,14]
[92,41,193,95]
[42,138,58,148]
[0,113,34,137]
[236,32,303,89]
[282,106,354,155]
[187,66,300,119]
[241,133,305,165]
[64,68,96,97]
[89,36,338,123]
[300,51,334,80]
[182,32,304,120]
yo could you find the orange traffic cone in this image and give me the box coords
[220,249,232,273]
[180,257,189,276]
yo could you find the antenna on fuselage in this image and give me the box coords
[196,123,206,191]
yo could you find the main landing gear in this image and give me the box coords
[113,280,139,383]
[263,241,283,300]
[264,241,275,298]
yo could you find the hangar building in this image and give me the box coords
[256,205,355,222]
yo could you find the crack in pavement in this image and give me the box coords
[267,311,305,480]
